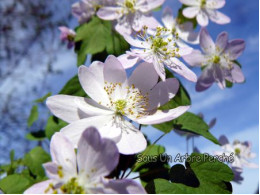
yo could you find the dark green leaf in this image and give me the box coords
[27,105,39,127]
[59,75,86,97]
[34,92,52,103]
[0,174,33,194]
[45,116,68,140]
[146,153,233,194]
[26,131,46,141]
[225,80,233,88]
[24,147,51,178]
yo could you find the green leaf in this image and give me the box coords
[0,174,33,194]
[146,153,233,194]
[59,75,86,97]
[75,17,112,66]
[27,105,39,127]
[173,112,219,145]
[225,80,233,88]
[26,130,46,141]
[45,116,68,140]
[24,147,51,178]
[34,92,52,103]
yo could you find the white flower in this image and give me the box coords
[24,127,146,194]
[118,26,197,82]
[46,55,190,154]
[179,0,230,26]
[97,0,164,35]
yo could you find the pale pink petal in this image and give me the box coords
[115,22,132,35]
[230,64,245,83]
[206,0,225,9]
[104,55,127,84]
[24,180,54,194]
[178,46,193,56]
[141,15,160,30]
[103,179,147,194]
[162,7,174,29]
[128,62,158,93]
[167,58,197,82]
[148,78,179,110]
[215,31,228,53]
[77,127,119,180]
[195,67,215,91]
[177,22,199,44]
[196,11,209,26]
[207,10,230,24]
[43,162,59,180]
[49,132,77,178]
[183,7,200,18]
[225,39,245,60]
[179,0,200,6]
[137,106,190,125]
[60,115,122,147]
[213,64,225,89]
[78,65,110,105]
[183,50,205,67]
[153,56,166,81]
[46,95,112,123]
[97,7,122,20]
[200,28,215,54]
[116,121,147,154]
[118,54,140,69]
[123,34,149,48]
[139,0,165,11]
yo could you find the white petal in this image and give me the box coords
[179,0,200,6]
[183,7,200,18]
[137,106,190,125]
[97,7,122,20]
[162,7,174,29]
[182,50,205,67]
[207,10,230,24]
[152,56,166,81]
[200,28,215,54]
[118,54,140,69]
[24,180,54,194]
[77,127,119,181]
[196,11,209,26]
[60,115,122,147]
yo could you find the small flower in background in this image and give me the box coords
[58,26,76,49]
[231,166,244,184]
[179,0,230,26]
[72,0,114,24]
[97,0,164,35]
[161,7,199,47]
[215,135,258,169]
[183,28,245,91]
[118,26,197,82]
[46,55,190,154]
[24,127,146,194]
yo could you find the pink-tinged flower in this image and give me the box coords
[161,7,199,47]
[72,0,114,24]
[183,28,245,91]
[46,55,190,154]
[214,135,258,169]
[97,0,164,35]
[24,127,146,194]
[179,0,230,26]
[118,27,197,82]
[58,26,76,49]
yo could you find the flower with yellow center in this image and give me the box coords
[46,55,190,154]
[24,128,146,194]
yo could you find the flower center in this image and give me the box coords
[102,82,149,119]
[124,0,136,13]
[212,55,220,64]
[201,0,206,8]
[235,148,241,155]
[60,177,85,194]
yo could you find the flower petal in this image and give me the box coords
[183,50,205,67]
[207,10,230,24]
[139,0,165,11]
[225,39,245,60]
[183,7,200,18]
[104,55,127,84]
[97,7,122,20]
[200,28,215,54]
[206,0,225,9]
[60,115,122,147]
[218,135,229,145]
[128,62,158,93]
[24,180,54,194]
[123,34,149,48]
[141,15,160,30]
[137,106,190,125]
[78,64,110,105]
[46,95,112,123]
[196,11,209,26]
[77,127,119,181]
[118,54,140,69]
[179,0,200,6]
[195,67,215,92]
[116,121,147,154]
[153,56,166,81]
[167,58,197,82]
[43,162,59,180]
[230,64,245,83]
[215,31,228,53]
[49,132,77,179]
[162,7,174,29]
[103,179,147,194]
[148,78,179,110]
